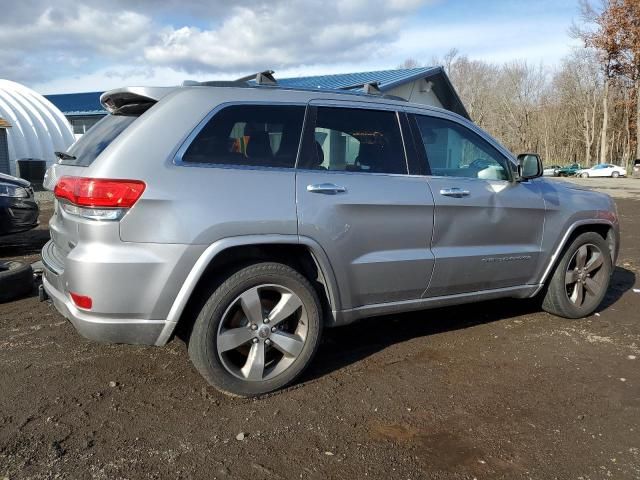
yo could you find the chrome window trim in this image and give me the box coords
[172,101,307,172]
[396,111,411,174]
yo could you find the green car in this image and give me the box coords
[556,163,581,177]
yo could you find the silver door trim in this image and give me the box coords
[333,284,541,326]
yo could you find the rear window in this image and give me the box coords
[181,105,305,168]
[63,114,138,166]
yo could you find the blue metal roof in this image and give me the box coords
[277,67,441,92]
[44,67,468,119]
[45,91,104,116]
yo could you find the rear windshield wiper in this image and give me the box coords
[55,151,76,161]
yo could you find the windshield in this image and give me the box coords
[62,114,138,166]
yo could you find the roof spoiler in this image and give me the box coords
[100,87,174,114]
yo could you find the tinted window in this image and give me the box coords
[65,114,138,166]
[414,115,510,181]
[182,105,305,168]
[305,107,406,174]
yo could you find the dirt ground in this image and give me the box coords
[1,181,639,479]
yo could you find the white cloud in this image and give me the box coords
[0,0,580,94]
[144,2,421,73]
[392,16,580,66]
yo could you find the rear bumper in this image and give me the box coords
[41,239,202,345]
[42,269,166,345]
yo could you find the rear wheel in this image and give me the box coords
[542,232,612,318]
[188,262,322,397]
[612,171,620,178]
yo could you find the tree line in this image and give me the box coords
[401,0,640,168]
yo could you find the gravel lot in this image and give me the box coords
[1,179,639,479]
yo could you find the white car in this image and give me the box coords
[577,163,626,178]
[543,165,561,176]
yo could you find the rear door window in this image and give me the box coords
[300,107,406,174]
[181,105,305,168]
[64,114,138,166]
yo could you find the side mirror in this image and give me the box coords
[517,153,543,180]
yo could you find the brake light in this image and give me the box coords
[70,292,92,310]
[54,176,145,208]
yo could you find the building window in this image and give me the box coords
[70,116,103,135]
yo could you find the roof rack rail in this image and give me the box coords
[340,81,382,95]
[338,81,407,101]
[189,70,277,88]
[235,70,277,86]
[197,80,250,87]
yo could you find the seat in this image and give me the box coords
[355,143,385,172]
[245,130,273,162]
[313,141,325,169]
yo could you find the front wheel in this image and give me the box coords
[612,171,620,178]
[188,262,322,397]
[580,172,589,178]
[542,232,612,318]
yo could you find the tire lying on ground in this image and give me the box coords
[0,261,34,303]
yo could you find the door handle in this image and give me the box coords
[307,183,347,195]
[439,187,470,198]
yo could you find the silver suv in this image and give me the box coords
[42,79,619,396]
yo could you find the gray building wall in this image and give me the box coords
[388,80,443,107]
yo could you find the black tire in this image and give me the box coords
[542,232,612,319]
[0,261,34,303]
[612,171,620,178]
[188,262,322,397]
[580,172,589,178]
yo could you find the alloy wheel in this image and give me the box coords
[216,284,308,381]
[564,243,606,308]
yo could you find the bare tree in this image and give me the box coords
[572,0,627,162]
[397,58,421,69]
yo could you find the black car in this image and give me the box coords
[0,172,39,236]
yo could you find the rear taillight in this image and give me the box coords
[54,176,145,220]
[70,292,92,310]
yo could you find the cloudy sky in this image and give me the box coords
[1,0,583,94]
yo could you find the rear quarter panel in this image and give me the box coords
[87,88,314,245]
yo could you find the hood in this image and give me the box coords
[0,172,31,188]
[544,178,592,192]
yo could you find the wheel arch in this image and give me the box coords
[155,235,340,345]
[535,219,618,294]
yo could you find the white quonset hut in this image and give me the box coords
[0,79,74,176]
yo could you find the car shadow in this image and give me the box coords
[599,266,636,311]
[302,266,636,384]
